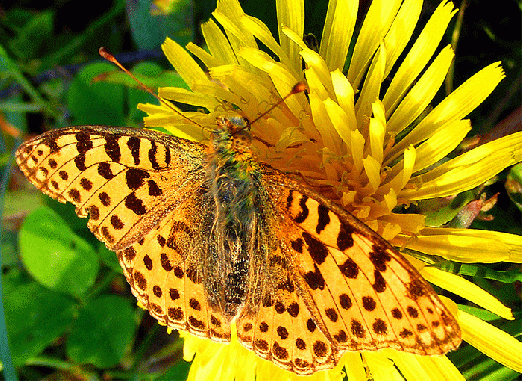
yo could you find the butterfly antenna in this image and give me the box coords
[99,47,200,128]
[248,82,307,127]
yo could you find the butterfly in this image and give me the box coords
[16,114,461,374]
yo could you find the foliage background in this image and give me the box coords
[0,0,520,380]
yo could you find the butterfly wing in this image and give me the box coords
[16,126,232,341]
[236,243,338,374]
[16,126,205,250]
[117,185,233,341]
[236,165,461,374]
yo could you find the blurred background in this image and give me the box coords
[0,0,520,380]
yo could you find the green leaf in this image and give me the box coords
[155,358,191,381]
[3,269,76,367]
[66,295,136,368]
[19,206,99,298]
[67,62,125,126]
[97,242,122,273]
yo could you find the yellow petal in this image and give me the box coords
[369,101,386,165]
[383,1,456,115]
[421,266,513,320]
[400,227,522,263]
[350,129,365,174]
[241,14,289,62]
[355,45,385,127]
[379,219,402,241]
[186,41,220,68]
[324,97,351,148]
[382,0,423,78]
[459,310,522,373]
[301,48,334,96]
[387,350,464,381]
[363,155,382,192]
[385,45,455,134]
[309,92,343,156]
[413,355,465,381]
[380,145,416,196]
[214,0,257,50]
[401,131,522,200]
[383,211,425,235]
[276,0,304,73]
[330,70,357,130]
[411,119,472,172]
[159,86,220,109]
[319,0,358,71]
[391,62,505,159]
[363,352,404,381]
[161,37,208,86]
[338,352,366,381]
[201,18,238,65]
[348,0,401,88]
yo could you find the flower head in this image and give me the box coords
[139,0,522,379]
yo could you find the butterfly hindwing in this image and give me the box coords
[117,183,231,342]
[236,246,337,374]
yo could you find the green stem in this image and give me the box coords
[445,0,468,95]
[0,44,53,118]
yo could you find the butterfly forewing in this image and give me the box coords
[16,126,230,340]
[16,126,205,251]
[260,169,461,355]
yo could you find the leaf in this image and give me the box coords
[19,206,99,298]
[67,62,125,126]
[66,295,136,368]
[3,269,76,366]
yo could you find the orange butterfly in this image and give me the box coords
[16,113,461,374]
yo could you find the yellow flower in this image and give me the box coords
[139,0,522,379]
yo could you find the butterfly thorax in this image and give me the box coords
[204,117,268,318]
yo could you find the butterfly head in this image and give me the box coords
[209,117,256,168]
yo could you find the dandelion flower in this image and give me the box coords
[138,0,522,379]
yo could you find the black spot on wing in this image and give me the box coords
[303,264,325,290]
[126,168,150,190]
[302,232,328,265]
[291,238,304,253]
[127,136,141,165]
[149,141,160,169]
[339,257,359,279]
[369,246,391,272]
[337,222,354,251]
[125,193,147,215]
[148,179,163,196]
[105,135,121,162]
[316,204,330,233]
[74,155,87,171]
[372,270,387,293]
[47,138,59,153]
[75,132,93,154]
[294,195,309,223]
[98,162,115,180]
